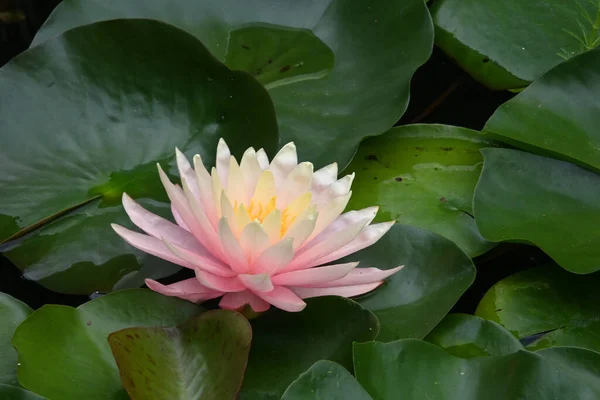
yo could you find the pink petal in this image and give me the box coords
[238,274,274,292]
[195,269,246,292]
[218,218,249,274]
[271,262,358,286]
[254,285,306,312]
[292,282,383,299]
[122,192,198,249]
[303,207,378,251]
[175,148,201,201]
[305,266,404,288]
[171,203,189,231]
[310,222,394,267]
[112,224,198,270]
[219,290,271,313]
[252,238,294,274]
[162,239,235,277]
[145,278,222,302]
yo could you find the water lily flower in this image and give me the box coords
[112,139,403,312]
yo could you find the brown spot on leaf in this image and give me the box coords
[86,320,92,326]
[280,65,291,73]
[395,177,403,182]
[126,334,135,340]
[415,146,424,151]
[366,154,379,161]
[482,57,490,63]
[441,147,453,151]
[242,44,250,50]
[440,197,447,202]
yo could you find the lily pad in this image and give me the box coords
[473,148,600,274]
[354,339,600,399]
[240,296,379,400]
[31,0,434,168]
[350,224,475,342]
[346,124,496,257]
[0,384,46,400]
[431,0,600,89]
[109,310,251,400]
[424,313,523,358]
[476,265,600,353]
[11,289,202,400]
[484,47,600,170]
[281,360,372,400]
[0,19,278,294]
[0,293,32,386]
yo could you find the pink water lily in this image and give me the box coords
[112,139,403,312]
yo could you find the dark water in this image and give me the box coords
[0,1,535,311]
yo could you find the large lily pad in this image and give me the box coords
[473,148,600,274]
[0,293,32,386]
[11,289,202,400]
[32,0,434,168]
[240,296,379,400]
[281,360,372,400]
[354,339,600,399]
[109,311,251,400]
[484,46,600,170]
[348,224,475,342]
[346,124,496,257]
[476,265,600,353]
[424,313,523,358]
[0,19,278,294]
[431,0,600,89]
[0,384,46,400]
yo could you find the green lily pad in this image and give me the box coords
[11,289,202,400]
[240,296,379,400]
[31,0,434,168]
[424,313,523,358]
[484,47,600,170]
[281,360,372,400]
[0,384,46,400]
[354,339,600,399]
[473,148,600,274]
[108,310,251,400]
[476,265,600,353]
[347,224,475,342]
[431,0,600,90]
[0,294,32,386]
[346,124,496,257]
[0,19,278,294]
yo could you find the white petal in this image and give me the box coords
[261,209,282,243]
[211,167,224,218]
[193,154,218,228]
[292,282,382,299]
[284,218,368,272]
[307,191,352,242]
[283,210,318,250]
[218,217,249,274]
[276,162,313,209]
[240,147,263,202]
[252,237,294,274]
[216,138,231,186]
[238,273,274,292]
[307,265,404,288]
[175,148,200,200]
[312,222,395,267]
[270,142,297,188]
[256,148,270,170]
[240,221,270,262]
[226,156,246,205]
[312,162,338,192]
[313,173,355,205]
[252,170,276,205]
[271,262,359,286]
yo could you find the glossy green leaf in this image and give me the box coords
[0,294,32,386]
[476,265,600,353]
[349,224,475,342]
[0,19,278,294]
[473,148,600,273]
[240,296,379,400]
[32,0,434,168]
[12,289,202,400]
[281,360,372,400]
[484,47,600,170]
[432,0,600,89]
[354,339,600,399]
[108,310,251,400]
[346,124,496,257]
[424,313,523,358]
[0,384,46,400]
